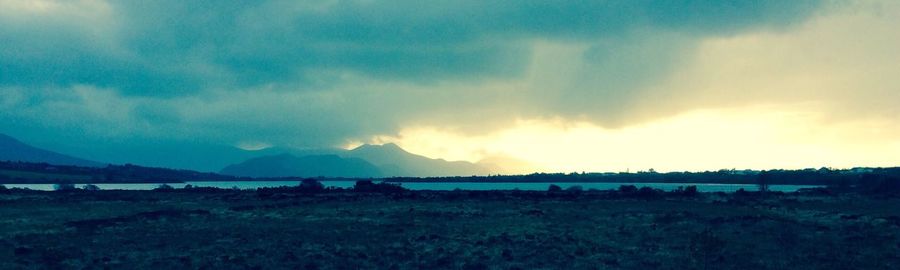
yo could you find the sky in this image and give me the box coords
[1,0,899,173]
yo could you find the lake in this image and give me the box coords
[3,181,821,192]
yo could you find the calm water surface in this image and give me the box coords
[4,181,821,192]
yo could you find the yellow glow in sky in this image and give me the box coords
[363,3,900,174]
[380,104,900,174]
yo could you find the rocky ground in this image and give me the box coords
[0,187,898,269]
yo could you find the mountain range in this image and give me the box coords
[219,143,491,178]
[220,154,383,178]
[0,133,493,178]
[0,134,103,167]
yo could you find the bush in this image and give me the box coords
[797,187,832,196]
[618,185,638,193]
[354,180,374,191]
[154,184,175,191]
[299,178,325,192]
[82,184,101,191]
[353,180,406,193]
[54,183,77,191]
[0,184,7,193]
[181,186,224,193]
[680,185,698,196]
[565,185,583,192]
[859,174,900,195]
[757,171,772,193]
[636,187,662,198]
[827,176,853,192]
[547,184,562,192]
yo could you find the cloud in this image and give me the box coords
[390,104,900,173]
[16,0,896,170]
[373,1,900,171]
[1,0,821,95]
[627,0,900,125]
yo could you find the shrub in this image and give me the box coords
[354,180,375,191]
[636,187,662,198]
[827,176,853,192]
[796,187,832,196]
[682,185,698,196]
[618,185,638,193]
[181,186,223,193]
[299,178,325,192]
[547,184,562,192]
[565,185,583,192]
[82,184,101,191]
[757,171,772,193]
[354,180,406,193]
[859,174,900,195]
[378,182,406,193]
[53,183,77,191]
[154,184,175,191]
[0,184,7,193]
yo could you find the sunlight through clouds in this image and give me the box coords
[374,1,900,173]
[2,0,897,172]
[389,105,900,173]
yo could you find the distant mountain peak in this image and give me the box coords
[219,153,382,178]
[0,133,103,167]
[222,142,491,178]
[346,143,489,177]
[352,143,405,152]
[381,142,401,148]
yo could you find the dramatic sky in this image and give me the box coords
[2,0,899,173]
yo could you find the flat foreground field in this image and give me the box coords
[1,189,899,269]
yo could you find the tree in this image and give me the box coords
[859,173,900,195]
[680,185,698,197]
[757,171,772,193]
[54,183,76,191]
[154,184,175,191]
[618,185,638,193]
[353,180,405,193]
[547,184,562,192]
[299,178,325,192]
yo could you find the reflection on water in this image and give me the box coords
[4,181,820,192]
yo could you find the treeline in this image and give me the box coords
[385,167,900,186]
[2,159,899,187]
[0,161,238,184]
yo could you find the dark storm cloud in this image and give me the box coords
[0,0,830,168]
[0,0,821,96]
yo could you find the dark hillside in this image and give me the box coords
[0,134,102,167]
[0,161,237,184]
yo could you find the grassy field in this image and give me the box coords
[0,188,898,269]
